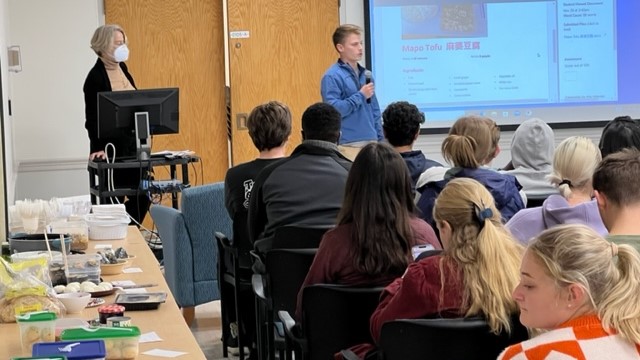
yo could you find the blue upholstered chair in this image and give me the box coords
[150,181,232,325]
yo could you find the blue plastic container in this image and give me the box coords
[32,340,105,360]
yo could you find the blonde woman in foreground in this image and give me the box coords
[500,224,640,359]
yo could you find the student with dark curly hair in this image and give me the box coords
[599,115,640,158]
[382,101,441,187]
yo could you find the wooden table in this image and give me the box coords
[0,227,207,359]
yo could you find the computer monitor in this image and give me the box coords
[97,87,179,139]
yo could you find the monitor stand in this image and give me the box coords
[135,111,152,161]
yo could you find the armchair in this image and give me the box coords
[150,181,232,325]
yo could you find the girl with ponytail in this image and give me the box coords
[361,178,523,357]
[500,224,640,359]
[507,136,607,244]
[416,116,524,227]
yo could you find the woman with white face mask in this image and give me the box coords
[83,24,149,225]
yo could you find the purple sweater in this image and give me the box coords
[506,194,608,244]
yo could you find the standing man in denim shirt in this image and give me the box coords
[321,24,382,161]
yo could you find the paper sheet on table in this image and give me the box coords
[94,244,113,249]
[141,349,188,357]
[122,267,143,273]
[123,288,148,294]
[111,280,136,287]
[139,331,163,343]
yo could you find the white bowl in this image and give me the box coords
[57,292,91,313]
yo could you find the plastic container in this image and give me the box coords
[32,339,106,359]
[55,317,89,339]
[85,215,129,241]
[11,250,63,262]
[66,254,102,284]
[114,293,167,311]
[9,233,72,254]
[61,326,140,360]
[16,311,57,354]
[49,220,89,251]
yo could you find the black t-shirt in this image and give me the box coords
[224,158,283,219]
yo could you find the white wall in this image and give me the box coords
[4,0,102,202]
[0,0,15,205]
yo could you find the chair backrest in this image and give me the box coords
[182,182,232,239]
[525,192,556,208]
[379,316,529,360]
[181,182,231,284]
[271,226,329,249]
[265,248,317,315]
[301,284,384,360]
[232,211,253,269]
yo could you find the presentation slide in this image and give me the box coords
[366,0,640,128]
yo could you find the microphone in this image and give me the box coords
[364,70,372,104]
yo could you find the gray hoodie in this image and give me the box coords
[500,118,558,197]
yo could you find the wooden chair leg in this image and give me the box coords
[182,306,195,326]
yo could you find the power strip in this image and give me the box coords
[140,179,185,193]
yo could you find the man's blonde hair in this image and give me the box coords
[332,24,362,47]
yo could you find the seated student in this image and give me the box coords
[506,136,607,244]
[224,101,291,218]
[499,224,640,360]
[347,178,522,359]
[296,142,440,319]
[593,149,640,252]
[223,101,291,357]
[248,102,351,253]
[599,115,640,158]
[416,116,524,226]
[500,118,557,199]
[481,116,502,166]
[381,101,441,187]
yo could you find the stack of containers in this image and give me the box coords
[85,205,130,241]
[65,254,102,284]
[15,311,57,354]
[30,339,106,359]
[48,220,90,252]
[60,327,141,360]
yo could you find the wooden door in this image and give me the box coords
[226,0,340,165]
[105,0,228,184]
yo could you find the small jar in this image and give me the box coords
[97,304,125,324]
[107,316,132,327]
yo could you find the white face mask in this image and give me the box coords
[113,44,129,62]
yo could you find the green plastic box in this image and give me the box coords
[60,326,140,360]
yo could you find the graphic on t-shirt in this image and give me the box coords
[243,179,254,209]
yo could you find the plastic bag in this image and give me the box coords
[0,258,64,323]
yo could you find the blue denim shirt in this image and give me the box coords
[321,60,383,144]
